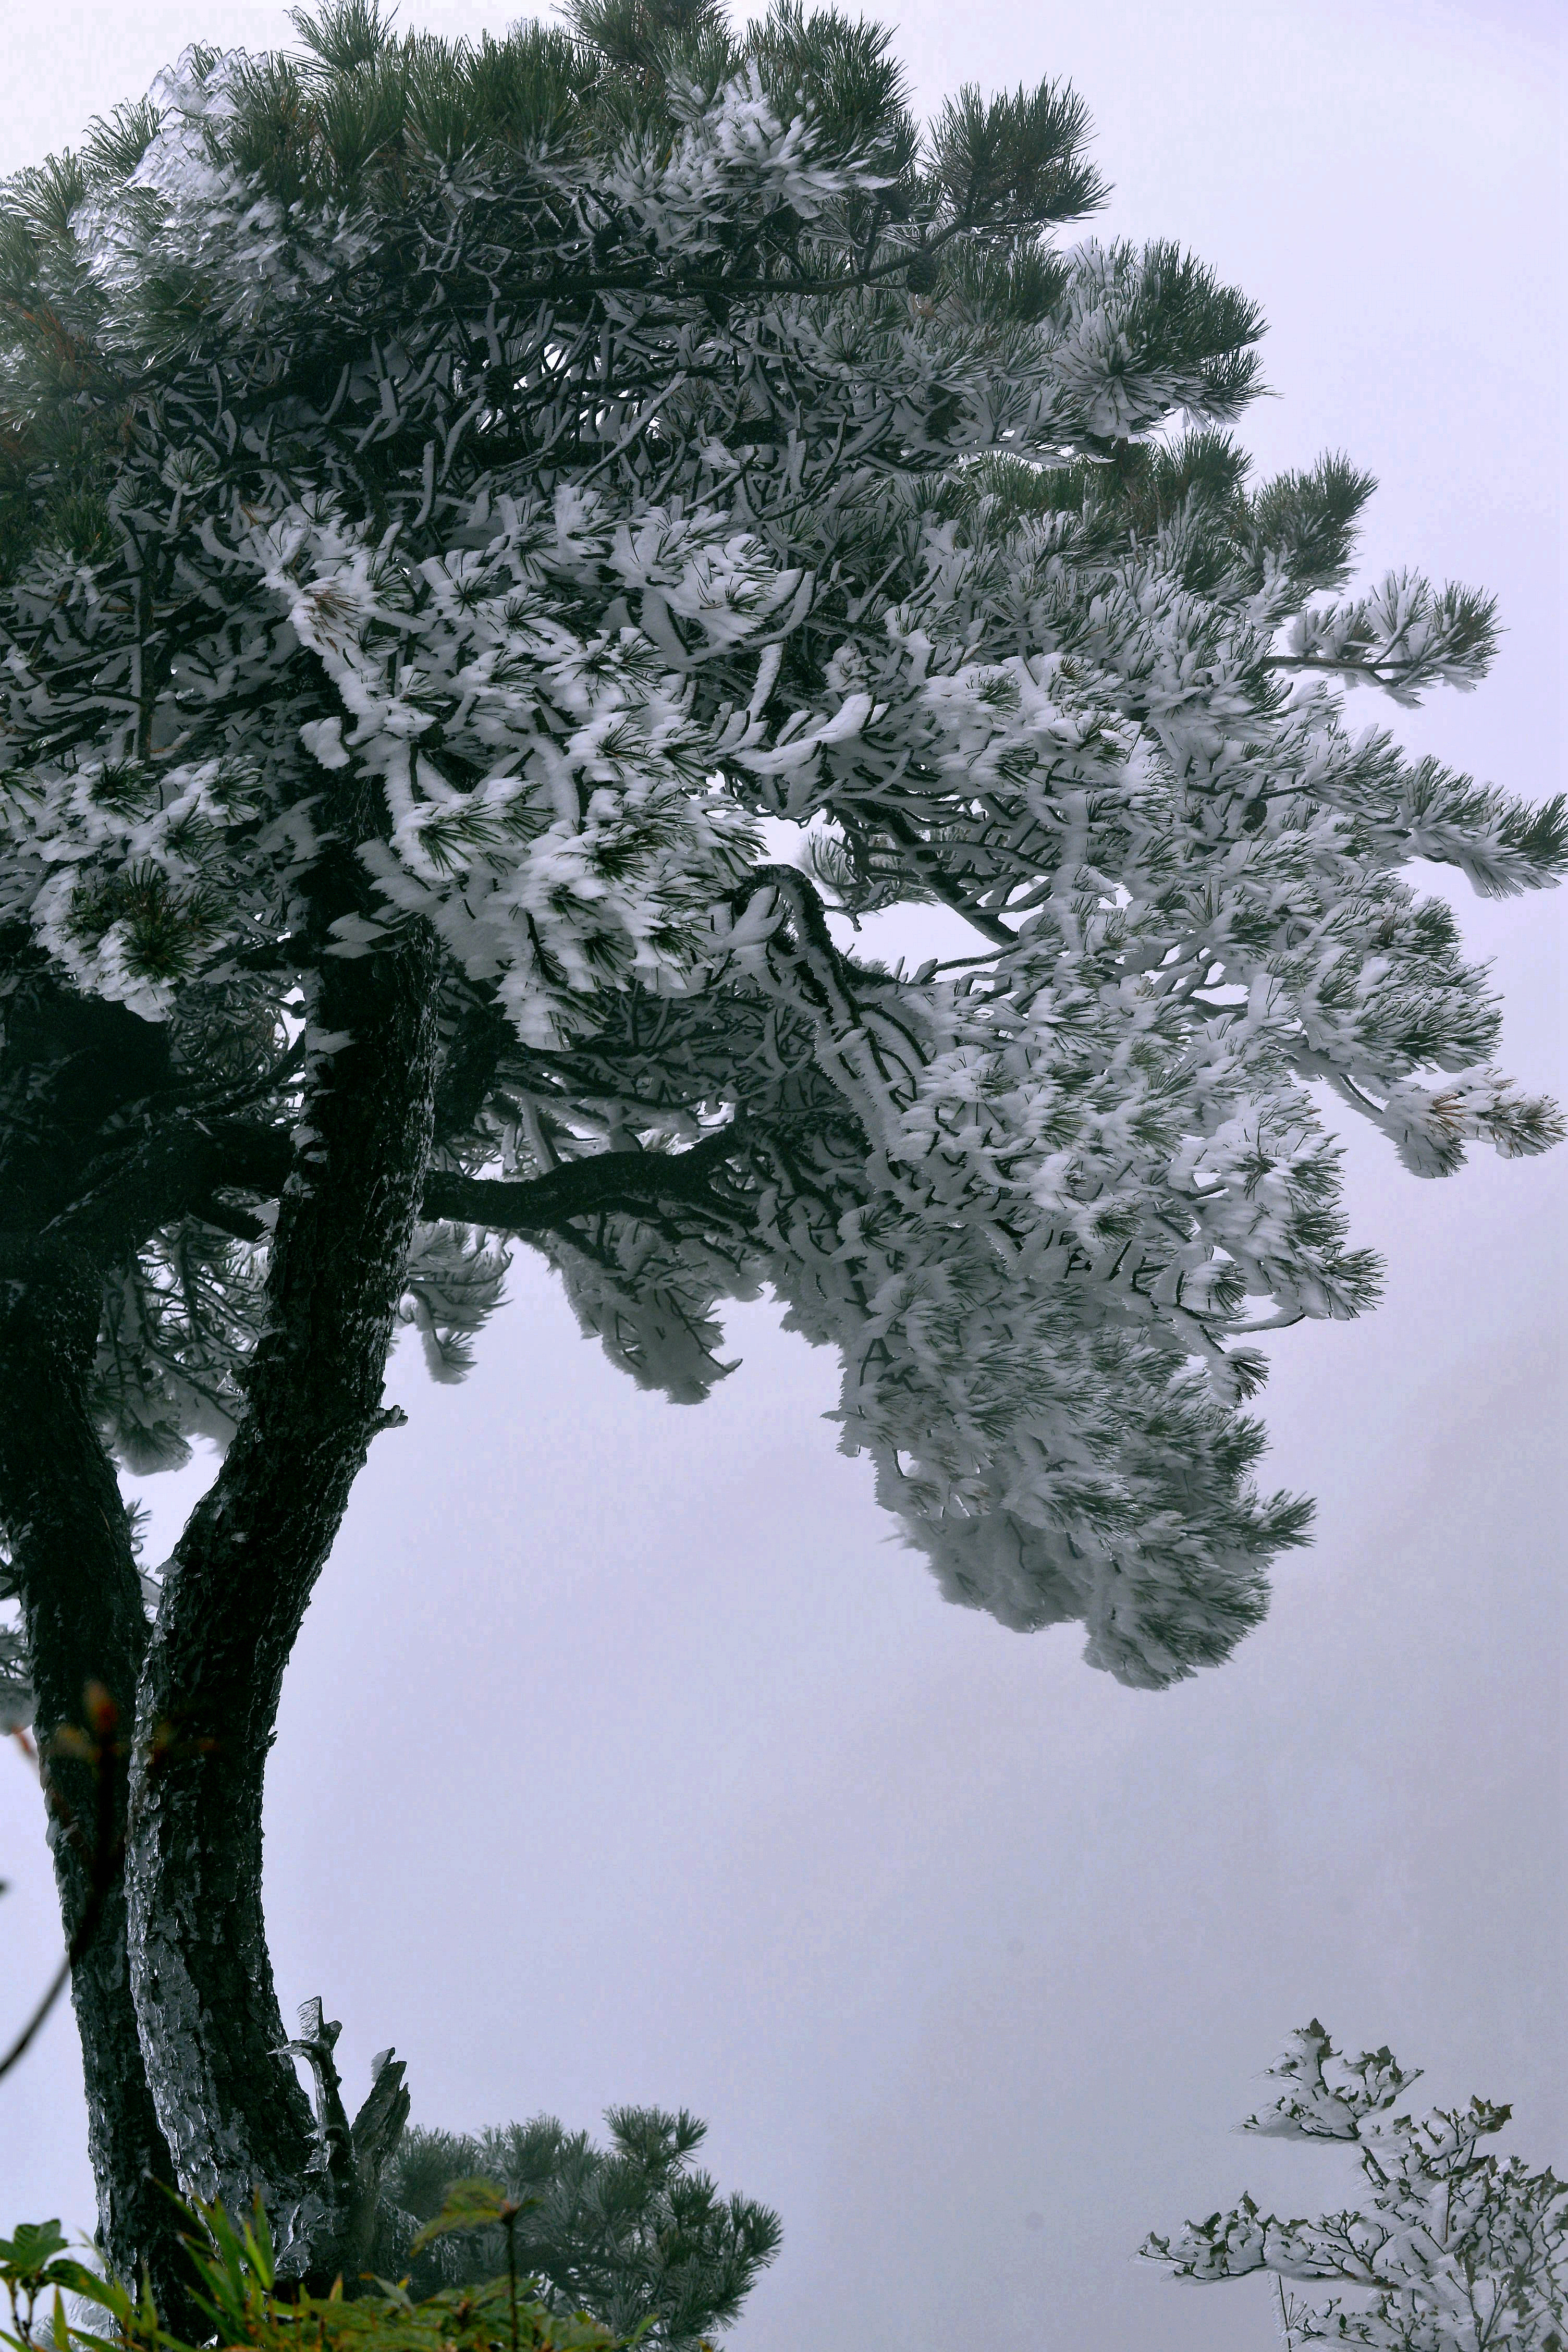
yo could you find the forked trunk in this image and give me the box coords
[0,1235,198,2330]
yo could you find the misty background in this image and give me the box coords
[2,2,1562,2347]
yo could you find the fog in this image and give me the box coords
[2,4,1561,2347]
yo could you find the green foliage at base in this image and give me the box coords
[0,2200,646,2352]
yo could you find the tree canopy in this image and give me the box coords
[0,0,1559,2312]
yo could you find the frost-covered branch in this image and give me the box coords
[421,1122,753,1236]
[1143,2022,1568,2350]
[0,0,1561,2290]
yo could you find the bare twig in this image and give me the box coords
[1,1692,214,2088]
[0,1689,120,2085]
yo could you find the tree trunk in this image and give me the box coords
[125,928,439,2282]
[0,1235,198,2329]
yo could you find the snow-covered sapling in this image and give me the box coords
[1143,2022,1568,2350]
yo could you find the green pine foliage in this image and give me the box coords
[0,2110,777,2352]
[0,0,1561,1693]
[0,0,1562,2307]
[377,2111,780,2351]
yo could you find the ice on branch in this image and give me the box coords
[1143,2022,1568,2350]
[0,0,1560,1687]
[1281,571,1500,703]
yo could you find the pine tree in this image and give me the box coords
[0,0,1560,2309]
[376,2108,781,2351]
[1142,2022,1568,2349]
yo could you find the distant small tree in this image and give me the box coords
[376,2108,780,2351]
[0,0,1560,2312]
[1142,2022,1568,2349]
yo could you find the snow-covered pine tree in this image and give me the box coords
[1142,2021,1568,2349]
[0,0,1560,2309]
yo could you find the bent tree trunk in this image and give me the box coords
[125,928,439,2285]
[0,1236,194,2326]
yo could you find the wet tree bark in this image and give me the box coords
[0,926,763,2296]
[124,926,440,2282]
[0,1235,196,2328]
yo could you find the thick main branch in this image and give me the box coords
[421,1122,750,1235]
[124,925,440,2271]
[0,1235,192,2321]
[51,1116,756,1266]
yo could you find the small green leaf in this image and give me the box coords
[408,2178,512,2255]
[0,2222,69,2275]
[239,2193,276,2292]
[46,2267,124,2318]
[358,2274,415,2307]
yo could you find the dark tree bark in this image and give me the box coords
[0,1235,197,2328]
[124,927,440,2282]
[0,937,175,1230]
[420,1121,753,1233]
[0,921,760,2296]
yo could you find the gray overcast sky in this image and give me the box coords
[1,4,1563,2349]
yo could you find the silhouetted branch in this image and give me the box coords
[421,1121,751,1237]
[0,1692,120,2085]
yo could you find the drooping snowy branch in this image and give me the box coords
[0,3,1560,1695]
